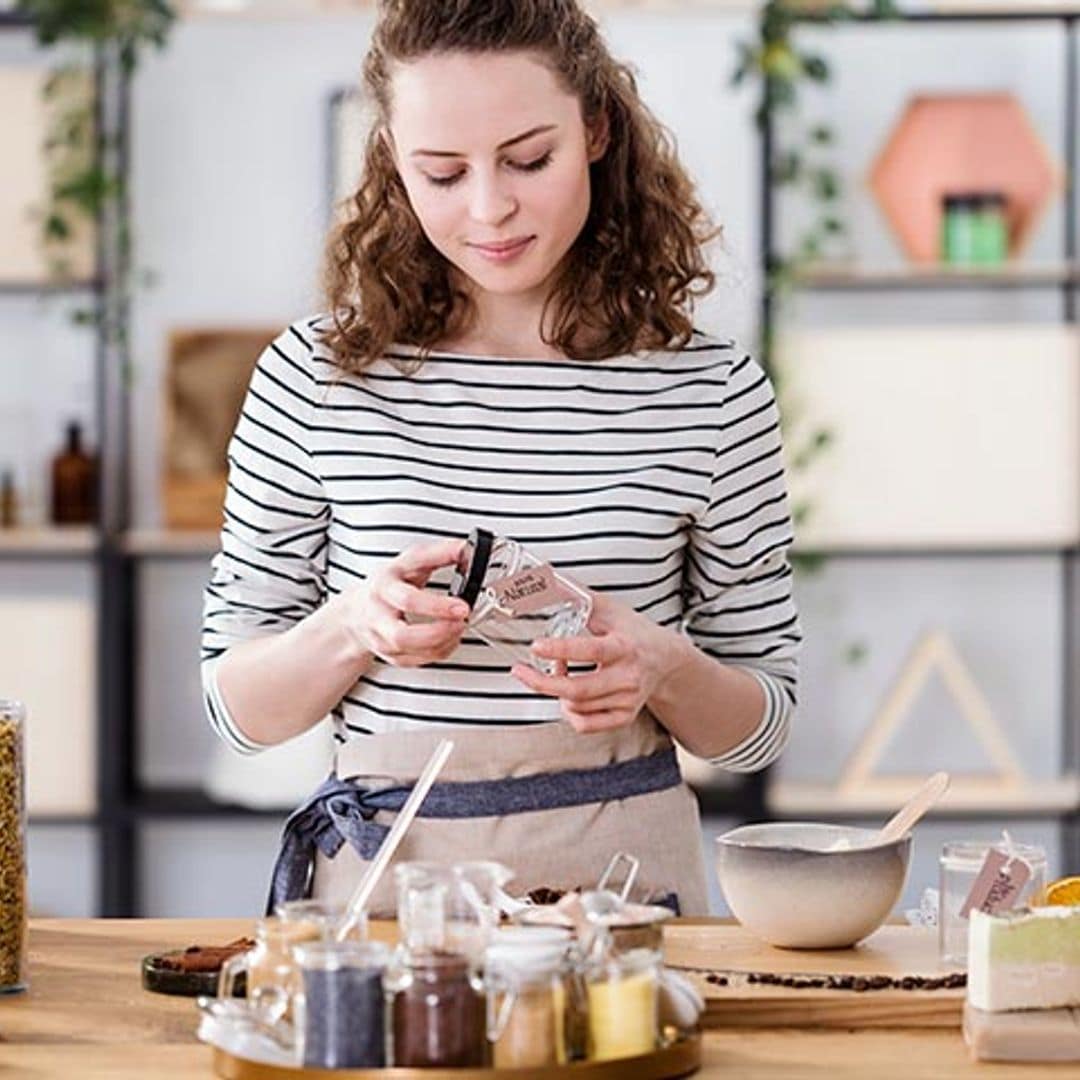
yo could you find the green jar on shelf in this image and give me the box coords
[971,193,1009,266]
[941,192,1010,267]
[941,193,977,265]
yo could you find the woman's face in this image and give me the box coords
[387,50,606,299]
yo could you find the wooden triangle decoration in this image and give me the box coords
[837,628,1027,794]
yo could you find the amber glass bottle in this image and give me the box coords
[50,421,97,525]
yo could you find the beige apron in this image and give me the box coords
[310,713,709,917]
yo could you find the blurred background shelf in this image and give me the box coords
[0,527,98,556]
[122,529,219,558]
[794,260,1080,290]
[0,279,103,295]
[128,787,291,820]
[769,776,1080,818]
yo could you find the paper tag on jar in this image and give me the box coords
[958,849,1032,918]
[489,564,567,614]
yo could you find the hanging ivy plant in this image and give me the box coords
[17,0,175,344]
[732,0,895,572]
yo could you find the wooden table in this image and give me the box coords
[0,919,1071,1078]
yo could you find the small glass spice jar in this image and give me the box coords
[450,527,592,674]
[293,940,390,1069]
[218,915,306,1022]
[275,898,359,943]
[584,909,667,1062]
[0,700,27,994]
[485,939,571,1068]
[388,947,488,1066]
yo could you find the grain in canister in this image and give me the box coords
[0,701,27,994]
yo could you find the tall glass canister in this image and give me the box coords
[0,700,27,993]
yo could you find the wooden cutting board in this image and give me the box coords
[662,919,965,1029]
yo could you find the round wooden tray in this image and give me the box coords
[212,1031,702,1079]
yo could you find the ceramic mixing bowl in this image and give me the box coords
[715,822,912,949]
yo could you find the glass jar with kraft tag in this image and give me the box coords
[450,528,592,674]
[939,837,1047,966]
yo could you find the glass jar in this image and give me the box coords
[394,859,510,963]
[448,860,512,963]
[941,192,977,265]
[275,898,357,943]
[218,915,308,1023]
[972,192,1009,265]
[0,701,27,994]
[389,948,487,1067]
[938,839,1047,966]
[485,939,571,1068]
[450,527,592,674]
[585,930,662,1061]
[293,940,389,1069]
[395,861,451,952]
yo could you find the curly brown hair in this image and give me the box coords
[321,0,720,369]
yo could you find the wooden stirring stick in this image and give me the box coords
[877,771,951,845]
[336,738,454,942]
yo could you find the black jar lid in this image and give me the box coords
[449,528,493,609]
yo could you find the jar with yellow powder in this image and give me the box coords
[585,938,662,1060]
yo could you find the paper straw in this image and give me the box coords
[336,738,454,942]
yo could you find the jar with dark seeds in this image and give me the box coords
[294,941,389,1068]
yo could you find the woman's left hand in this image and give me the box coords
[511,592,682,733]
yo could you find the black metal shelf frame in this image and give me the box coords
[759,9,1080,872]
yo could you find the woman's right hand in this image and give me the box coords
[336,538,470,668]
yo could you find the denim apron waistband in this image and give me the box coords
[267,746,681,913]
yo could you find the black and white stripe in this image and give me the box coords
[201,315,801,772]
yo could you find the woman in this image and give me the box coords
[201,0,800,916]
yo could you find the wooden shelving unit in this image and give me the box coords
[741,5,1080,867]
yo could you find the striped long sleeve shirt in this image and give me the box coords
[201,314,801,772]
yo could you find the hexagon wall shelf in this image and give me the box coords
[868,92,1064,264]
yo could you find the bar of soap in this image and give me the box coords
[964,1001,1080,1062]
[968,905,1080,1012]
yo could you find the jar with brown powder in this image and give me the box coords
[388,948,487,1066]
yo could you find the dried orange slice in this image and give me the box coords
[1040,876,1080,907]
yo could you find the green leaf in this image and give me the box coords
[812,169,841,201]
[771,150,802,184]
[801,54,830,82]
[44,212,71,241]
[792,551,826,577]
[844,641,869,666]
